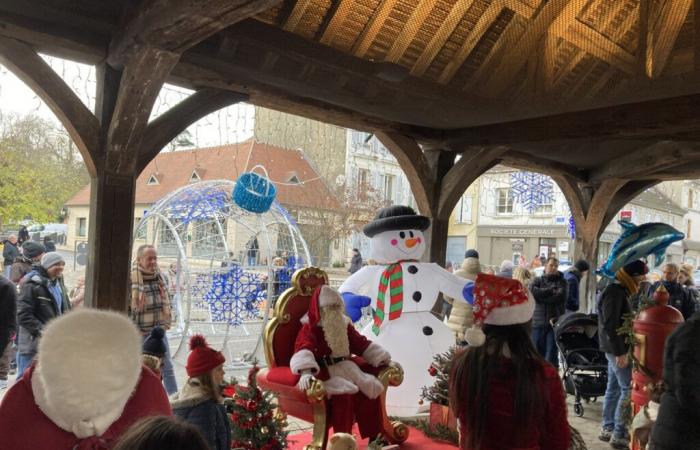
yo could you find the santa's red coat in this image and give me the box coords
[294,322,384,438]
[0,364,172,450]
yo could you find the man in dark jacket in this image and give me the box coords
[0,274,17,389]
[648,310,700,450]
[564,259,590,313]
[2,235,20,278]
[348,248,363,274]
[598,260,648,449]
[530,257,568,368]
[10,241,45,285]
[16,252,70,378]
[649,263,697,319]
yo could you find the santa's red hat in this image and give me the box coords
[186,335,226,377]
[465,273,534,347]
[305,285,343,327]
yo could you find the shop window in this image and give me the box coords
[496,188,514,214]
[687,219,692,240]
[456,196,473,223]
[76,218,87,237]
[382,174,395,204]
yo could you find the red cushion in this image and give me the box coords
[263,366,300,386]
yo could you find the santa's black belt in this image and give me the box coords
[319,355,348,367]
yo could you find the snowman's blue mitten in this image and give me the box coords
[342,292,371,322]
[462,281,475,305]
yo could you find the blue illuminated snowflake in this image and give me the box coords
[149,185,230,225]
[568,214,576,239]
[509,171,554,213]
[202,265,266,325]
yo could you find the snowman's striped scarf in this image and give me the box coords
[372,261,414,335]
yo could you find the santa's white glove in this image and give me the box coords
[298,373,315,391]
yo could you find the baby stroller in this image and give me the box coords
[554,312,608,417]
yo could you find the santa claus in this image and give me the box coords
[290,285,393,438]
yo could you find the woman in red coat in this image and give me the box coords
[449,274,570,450]
[0,308,172,450]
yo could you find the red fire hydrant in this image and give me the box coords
[631,284,684,449]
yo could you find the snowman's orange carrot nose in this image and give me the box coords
[405,238,419,248]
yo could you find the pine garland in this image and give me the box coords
[226,363,289,450]
[397,417,459,445]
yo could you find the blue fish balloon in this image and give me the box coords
[598,221,684,278]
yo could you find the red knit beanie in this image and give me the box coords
[186,335,226,377]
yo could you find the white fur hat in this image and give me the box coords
[32,309,142,438]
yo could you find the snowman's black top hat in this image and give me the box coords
[363,205,430,237]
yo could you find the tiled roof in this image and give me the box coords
[65,140,339,210]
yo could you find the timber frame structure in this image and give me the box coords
[1,0,700,311]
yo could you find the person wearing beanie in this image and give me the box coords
[564,259,590,314]
[464,249,479,259]
[449,274,570,450]
[15,251,70,378]
[142,326,168,378]
[10,240,45,284]
[0,309,172,449]
[446,256,481,343]
[171,335,231,450]
[497,259,514,278]
[597,259,648,448]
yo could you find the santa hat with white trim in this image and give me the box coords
[464,273,535,347]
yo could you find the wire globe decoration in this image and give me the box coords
[132,179,310,369]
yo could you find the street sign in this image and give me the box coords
[620,210,632,222]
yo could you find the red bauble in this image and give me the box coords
[248,400,258,411]
[428,366,437,376]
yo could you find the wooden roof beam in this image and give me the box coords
[647,0,692,78]
[283,0,312,31]
[108,0,281,68]
[385,0,439,63]
[554,20,636,75]
[411,0,476,77]
[588,141,700,183]
[500,149,586,182]
[352,0,398,57]
[318,0,353,45]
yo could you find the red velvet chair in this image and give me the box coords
[257,267,408,450]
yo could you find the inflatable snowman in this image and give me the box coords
[339,205,470,416]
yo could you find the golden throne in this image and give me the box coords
[256,267,409,450]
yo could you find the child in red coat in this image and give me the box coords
[0,309,172,450]
[450,274,570,450]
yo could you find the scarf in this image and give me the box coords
[615,267,639,296]
[372,260,415,335]
[130,260,168,313]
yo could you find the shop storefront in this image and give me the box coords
[476,226,573,267]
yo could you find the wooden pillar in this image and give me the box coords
[85,173,137,310]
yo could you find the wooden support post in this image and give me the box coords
[84,172,137,310]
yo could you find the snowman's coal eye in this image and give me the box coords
[399,231,406,239]
[409,231,414,238]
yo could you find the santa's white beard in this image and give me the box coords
[320,308,350,357]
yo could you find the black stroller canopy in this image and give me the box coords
[554,313,598,340]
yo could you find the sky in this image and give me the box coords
[0,55,255,149]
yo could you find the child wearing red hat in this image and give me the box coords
[170,335,231,450]
[449,274,570,450]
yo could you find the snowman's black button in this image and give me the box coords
[412,291,422,302]
[422,326,433,336]
[407,265,418,274]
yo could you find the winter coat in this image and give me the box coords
[43,240,56,252]
[648,312,700,450]
[445,258,478,340]
[17,267,71,354]
[530,271,568,327]
[564,269,583,312]
[0,275,17,353]
[458,359,570,450]
[171,379,231,450]
[0,364,172,450]
[597,282,631,356]
[349,253,363,274]
[2,241,19,266]
[10,256,34,284]
[650,281,697,319]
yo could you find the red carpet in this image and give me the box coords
[287,424,458,449]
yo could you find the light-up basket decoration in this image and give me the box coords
[233,165,277,214]
[133,180,310,371]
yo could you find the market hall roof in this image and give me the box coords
[4,0,700,183]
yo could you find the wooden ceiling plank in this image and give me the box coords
[551,48,586,89]
[318,0,355,45]
[502,0,535,18]
[582,66,615,100]
[385,0,439,62]
[438,1,504,84]
[283,0,312,31]
[411,0,476,77]
[555,20,636,75]
[648,0,692,78]
[352,0,398,57]
[481,0,577,97]
[560,58,600,100]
